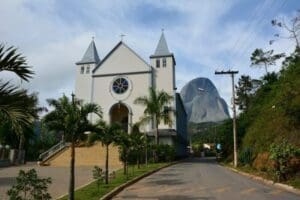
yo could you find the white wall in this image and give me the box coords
[93,43,150,76]
[75,63,96,103]
[92,73,152,131]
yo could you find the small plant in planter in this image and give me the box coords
[7,169,52,200]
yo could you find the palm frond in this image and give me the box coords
[0,44,34,81]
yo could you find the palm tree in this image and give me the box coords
[93,121,121,184]
[0,44,36,164]
[134,87,173,145]
[43,94,102,200]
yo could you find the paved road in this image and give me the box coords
[114,157,300,200]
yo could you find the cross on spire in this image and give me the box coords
[120,34,125,41]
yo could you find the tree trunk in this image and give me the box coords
[17,134,24,164]
[264,64,268,74]
[68,139,75,200]
[156,123,159,145]
[105,145,109,184]
[123,161,126,175]
[145,136,148,166]
[153,115,159,145]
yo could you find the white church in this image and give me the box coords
[75,32,188,156]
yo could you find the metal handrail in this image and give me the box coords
[38,141,69,162]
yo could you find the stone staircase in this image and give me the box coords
[41,142,122,168]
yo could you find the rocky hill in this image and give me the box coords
[180,77,230,123]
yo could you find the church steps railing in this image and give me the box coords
[38,141,70,164]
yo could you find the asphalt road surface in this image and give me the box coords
[113,157,300,200]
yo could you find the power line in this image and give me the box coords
[230,0,270,57]
[237,0,287,61]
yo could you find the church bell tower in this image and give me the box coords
[150,31,177,129]
[75,39,100,103]
[150,31,176,96]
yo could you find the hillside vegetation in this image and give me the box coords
[191,11,300,186]
[242,57,300,152]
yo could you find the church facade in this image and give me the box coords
[75,33,188,156]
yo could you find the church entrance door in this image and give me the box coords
[110,103,129,132]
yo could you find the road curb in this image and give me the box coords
[223,165,300,196]
[100,161,179,200]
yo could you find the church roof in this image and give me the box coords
[92,41,152,74]
[76,40,100,65]
[152,32,172,56]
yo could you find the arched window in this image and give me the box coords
[162,58,167,67]
[86,65,90,74]
[156,59,160,68]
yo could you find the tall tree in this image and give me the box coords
[93,121,121,184]
[0,44,37,164]
[235,75,253,112]
[43,94,102,200]
[250,48,285,74]
[134,87,173,145]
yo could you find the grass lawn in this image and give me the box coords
[58,162,170,200]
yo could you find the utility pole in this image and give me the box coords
[215,70,239,167]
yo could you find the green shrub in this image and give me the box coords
[155,144,175,162]
[7,169,52,200]
[269,140,298,181]
[238,148,253,166]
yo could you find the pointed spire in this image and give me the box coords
[153,31,171,56]
[76,39,100,65]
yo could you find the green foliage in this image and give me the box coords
[0,44,34,81]
[238,148,253,166]
[92,121,122,184]
[250,48,285,74]
[235,75,254,112]
[43,94,102,198]
[242,54,300,154]
[7,169,51,200]
[134,87,173,144]
[92,166,104,193]
[269,140,298,181]
[155,144,175,162]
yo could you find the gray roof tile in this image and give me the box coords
[153,32,171,56]
[76,40,100,65]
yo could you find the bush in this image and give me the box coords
[238,148,253,166]
[155,144,175,162]
[7,169,52,200]
[269,140,298,181]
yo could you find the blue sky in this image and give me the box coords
[0,0,299,115]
